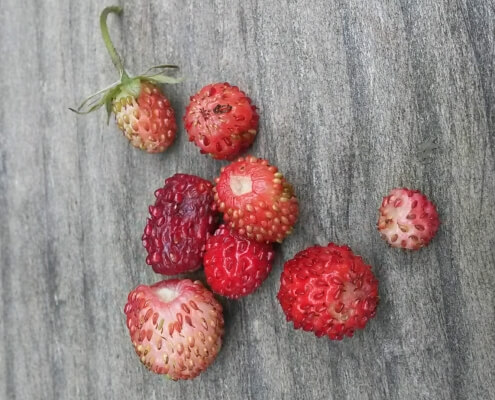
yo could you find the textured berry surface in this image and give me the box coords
[184,83,259,160]
[124,279,224,380]
[113,81,177,153]
[214,156,299,243]
[277,243,379,340]
[142,174,217,275]
[204,225,275,299]
[377,188,439,250]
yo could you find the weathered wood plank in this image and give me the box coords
[1,0,494,399]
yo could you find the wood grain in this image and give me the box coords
[1,0,494,399]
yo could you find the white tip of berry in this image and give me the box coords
[229,175,253,196]
[156,287,179,303]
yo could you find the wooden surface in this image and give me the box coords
[1,0,494,399]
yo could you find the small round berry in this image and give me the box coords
[124,279,224,380]
[204,225,275,299]
[277,243,379,340]
[113,81,177,153]
[214,156,299,243]
[184,83,259,160]
[377,188,439,250]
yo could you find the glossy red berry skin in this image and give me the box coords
[377,188,440,250]
[142,174,217,275]
[214,156,299,243]
[184,82,259,160]
[277,243,379,340]
[113,81,177,153]
[204,225,275,299]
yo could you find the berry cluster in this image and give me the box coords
[74,6,440,381]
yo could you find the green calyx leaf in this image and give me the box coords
[139,74,184,85]
[136,64,184,85]
[143,64,179,74]
[119,78,141,98]
[69,81,122,117]
[69,69,183,121]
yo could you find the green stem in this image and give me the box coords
[100,6,128,80]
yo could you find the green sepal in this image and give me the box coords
[69,69,183,117]
[103,85,122,123]
[105,100,113,124]
[69,81,121,121]
[113,77,142,100]
[137,63,184,85]
[139,74,184,85]
[143,64,179,74]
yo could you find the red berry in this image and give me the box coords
[142,174,217,275]
[204,225,275,299]
[214,156,299,243]
[184,83,259,160]
[377,188,440,250]
[113,82,177,153]
[277,243,379,340]
[124,279,224,380]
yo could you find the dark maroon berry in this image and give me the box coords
[142,174,217,275]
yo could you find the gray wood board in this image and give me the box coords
[1,0,494,399]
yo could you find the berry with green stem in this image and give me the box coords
[70,6,182,153]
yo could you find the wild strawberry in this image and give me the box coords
[277,243,379,340]
[214,156,299,243]
[71,6,181,153]
[377,188,439,250]
[204,225,275,299]
[124,279,224,380]
[142,174,217,275]
[111,81,177,153]
[184,83,259,160]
